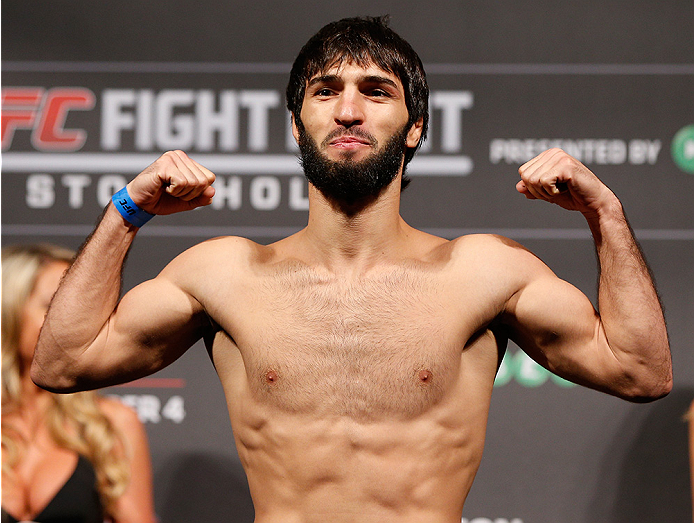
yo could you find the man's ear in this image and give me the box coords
[291,113,300,144]
[406,117,424,148]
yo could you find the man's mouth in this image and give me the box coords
[322,129,377,150]
[329,136,372,148]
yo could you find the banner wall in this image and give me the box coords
[3,1,693,521]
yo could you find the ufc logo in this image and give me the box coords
[1,87,95,151]
[115,197,137,216]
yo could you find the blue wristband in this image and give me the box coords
[112,187,154,227]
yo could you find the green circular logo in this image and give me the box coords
[493,350,575,388]
[671,125,694,174]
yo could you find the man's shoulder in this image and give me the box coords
[160,235,275,281]
[175,235,267,263]
[443,233,547,275]
[446,233,525,257]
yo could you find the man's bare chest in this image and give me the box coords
[207,263,501,418]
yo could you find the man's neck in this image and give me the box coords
[301,180,410,273]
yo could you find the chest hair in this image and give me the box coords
[240,264,464,419]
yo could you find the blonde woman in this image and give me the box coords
[2,244,156,522]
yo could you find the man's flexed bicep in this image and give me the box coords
[33,266,209,393]
[90,275,207,389]
[502,260,668,402]
[502,268,622,397]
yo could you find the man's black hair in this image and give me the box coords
[287,16,429,172]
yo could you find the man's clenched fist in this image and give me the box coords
[516,148,617,216]
[126,150,216,215]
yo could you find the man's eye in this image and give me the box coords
[369,89,390,97]
[315,88,333,96]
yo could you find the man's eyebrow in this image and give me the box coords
[307,74,341,88]
[360,75,399,89]
[306,74,399,90]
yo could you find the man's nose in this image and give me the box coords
[334,90,365,127]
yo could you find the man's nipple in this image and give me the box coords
[265,370,279,384]
[417,369,433,384]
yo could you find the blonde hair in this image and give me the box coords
[1,244,130,517]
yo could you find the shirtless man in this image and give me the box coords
[33,16,672,522]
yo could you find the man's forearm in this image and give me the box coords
[32,203,138,390]
[585,195,672,398]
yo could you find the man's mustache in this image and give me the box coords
[321,127,378,148]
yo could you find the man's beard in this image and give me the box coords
[297,122,409,204]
